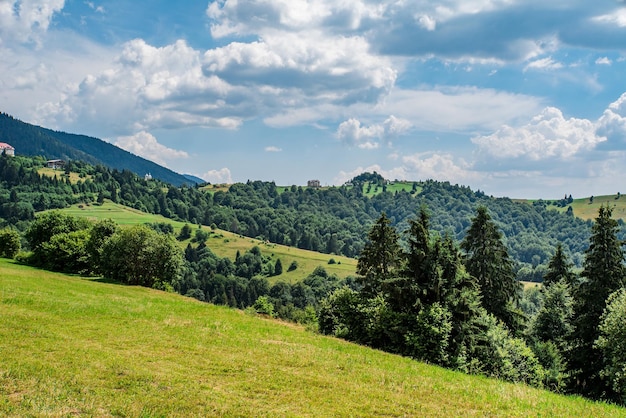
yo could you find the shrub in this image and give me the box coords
[253,296,275,317]
[288,260,298,272]
[0,228,20,258]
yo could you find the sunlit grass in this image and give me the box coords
[1,259,622,417]
[59,201,358,282]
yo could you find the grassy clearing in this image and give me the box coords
[0,259,622,417]
[562,195,626,221]
[199,183,231,193]
[59,201,357,282]
[360,181,419,198]
[37,167,88,184]
[519,194,626,221]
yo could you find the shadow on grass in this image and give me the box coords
[88,277,126,285]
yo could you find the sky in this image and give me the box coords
[2,1,626,198]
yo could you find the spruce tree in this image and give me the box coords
[356,212,402,298]
[569,205,626,398]
[461,206,521,331]
[387,207,433,314]
[543,244,575,288]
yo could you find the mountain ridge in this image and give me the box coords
[0,112,194,186]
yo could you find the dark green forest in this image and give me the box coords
[2,154,626,404]
[0,152,604,278]
[0,112,192,186]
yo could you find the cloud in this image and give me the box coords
[472,107,605,162]
[382,87,543,133]
[42,39,242,135]
[592,8,626,27]
[401,152,478,183]
[524,57,563,72]
[597,93,626,145]
[202,31,396,106]
[201,167,233,184]
[114,131,188,167]
[416,14,437,31]
[334,152,479,185]
[265,146,282,152]
[85,2,104,13]
[0,0,65,45]
[595,56,612,65]
[336,115,412,149]
[207,0,384,37]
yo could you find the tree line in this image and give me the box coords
[0,210,352,328]
[319,205,626,404]
[0,154,610,279]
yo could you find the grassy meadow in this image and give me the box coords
[561,195,626,221]
[59,201,357,283]
[37,167,88,184]
[1,259,623,417]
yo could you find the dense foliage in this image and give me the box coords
[2,154,626,405]
[0,112,192,186]
[0,154,606,280]
[320,206,626,404]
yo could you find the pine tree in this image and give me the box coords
[356,212,402,298]
[461,206,521,331]
[274,258,283,275]
[386,207,432,314]
[543,244,575,288]
[569,205,626,398]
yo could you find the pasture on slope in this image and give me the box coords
[0,259,622,417]
[59,201,357,283]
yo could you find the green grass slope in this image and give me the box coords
[1,259,622,417]
[562,195,626,221]
[59,201,357,282]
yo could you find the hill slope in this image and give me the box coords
[0,112,192,186]
[0,259,622,417]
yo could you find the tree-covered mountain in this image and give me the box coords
[0,153,608,282]
[0,112,193,186]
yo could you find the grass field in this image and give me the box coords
[562,195,626,221]
[1,259,622,417]
[60,201,358,283]
[37,167,88,184]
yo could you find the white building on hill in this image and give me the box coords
[0,142,15,156]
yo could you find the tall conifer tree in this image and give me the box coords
[544,243,575,288]
[569,205,626,398]
[461,206,521,331]
[356,212,402,298]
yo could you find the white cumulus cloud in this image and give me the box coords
[114,131,188,167]
[201,168,233,184]
[336,115,412,149]
[0,0,65,45]
[265,146,282,152]
[472,107,605,161]
[597,93,626,145]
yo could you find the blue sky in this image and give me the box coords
[2,1,626,198]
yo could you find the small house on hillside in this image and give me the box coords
[307,179,321,188]
[46,159,65,170]
[0,143,15,156]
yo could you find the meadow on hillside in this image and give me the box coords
[1,259,623,417]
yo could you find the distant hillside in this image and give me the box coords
[0,112,193,186]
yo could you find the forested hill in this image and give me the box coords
[1,154,613,280]
[0,112,193,186]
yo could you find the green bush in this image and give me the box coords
[0,228,20,258]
